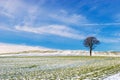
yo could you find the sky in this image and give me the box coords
[0,0,120,51]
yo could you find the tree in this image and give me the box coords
[84,37,100,56]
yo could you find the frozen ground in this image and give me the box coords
[104,72,120,80]
[0,43,120,57]
[0,56,120,79]
[0,43,120,79]
[0,43,48,53]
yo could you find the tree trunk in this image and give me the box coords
[90,48,92,56]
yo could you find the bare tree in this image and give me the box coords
[84,37,100,56]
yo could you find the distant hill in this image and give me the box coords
[0,43,119,56]
[0,43,49,54]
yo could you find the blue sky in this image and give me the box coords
[0,0,120,51]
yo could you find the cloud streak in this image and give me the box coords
[0,0,26,18]
[49,10,88,25]
[15,25,85,40]
[79,23,120,26]
[98,37,120,43]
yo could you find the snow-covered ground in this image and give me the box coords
[0,43,120,79]
[0,52,89,56]
[0,43,120,56]
[104,72,120,80]
[0,43,49,53]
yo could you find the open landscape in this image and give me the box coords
[0,0,120,80]
[0,56,120,80]
[0,44,120,80]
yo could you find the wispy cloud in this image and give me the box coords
[0,24,15,32]
[0,0,26,18]
[114,33,120,37]
[99,37,120,43]
[2,0,119,27]
[0,0,40,23]
[79,23,120,26]
[0,0,120,51]
[15,25,85,40]
[114,14,120,22]
[0,0,89,27]
[49,10,88,25]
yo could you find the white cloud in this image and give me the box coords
[0,26,12,31]
[114,33,120,37]
[1,0,120,27]
[0,0,40,21]
[99,37,120,43]
[22,6,39,26]
[0,0,119,44]
[0,0,26,18]
[114,14,120,22]
[15,25,85,40]
[49,10,88,25]
[0,24,16,32]
[0,10,14,18]
[0,0,88,26]
[80,23,120,26]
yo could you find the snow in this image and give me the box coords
[0,52,88,56]
[0,43,48,53]
[0,43,119,56]
[104,73,120,80]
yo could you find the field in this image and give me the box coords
[0,56,120,80]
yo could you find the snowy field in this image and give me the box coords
[0,43,120,79]
[0,43,120,57]
[0,56,120,80]
[104,72,120,80]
